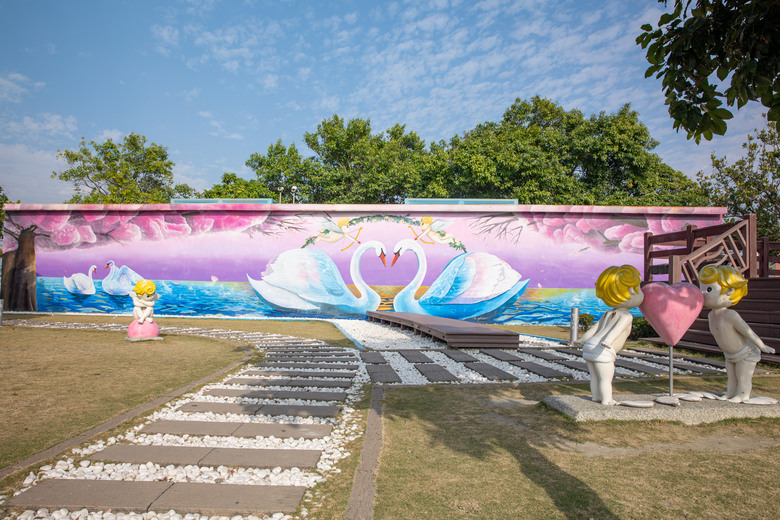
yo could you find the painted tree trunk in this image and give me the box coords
[2,227,37,311]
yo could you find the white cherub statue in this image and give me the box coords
[129,279,160,324]
[574,265,643,405]
[699,265,775,403]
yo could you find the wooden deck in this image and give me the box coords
[365,311,519,349]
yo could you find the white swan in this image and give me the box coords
[391,239,529,320]
[247,240,386,316]
[102,260,143,295]
[64,265,97,295]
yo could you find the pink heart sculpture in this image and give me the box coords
[639,282,704,346]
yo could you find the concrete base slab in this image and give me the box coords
[543,394,780,425]
[204,388,347,401]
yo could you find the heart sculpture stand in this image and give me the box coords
[639,282,704,396]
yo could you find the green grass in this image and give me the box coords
[0,326,245,472]
[374,379,780,520]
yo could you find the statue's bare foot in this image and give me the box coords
[601,399,618,406]
[727,395,747,403]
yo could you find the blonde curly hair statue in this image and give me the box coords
[595,265,642,307]
[133,279,157,296]
[699,265,747,304]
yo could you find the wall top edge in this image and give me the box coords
[3,202,727,216]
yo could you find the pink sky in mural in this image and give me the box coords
[11,205,723,289]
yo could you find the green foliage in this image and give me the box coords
[637,0,780,142]
[630,317,657,340]
[578,313,595,332]
[201,172,268,199]
[52,133,197,203]
[697,119,780,240]
[206,97,706,206]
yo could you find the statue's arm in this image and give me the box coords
[573,315,602,345]
[599,313,633,350]
[728,311,775,354]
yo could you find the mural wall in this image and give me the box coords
[2,202,725,325]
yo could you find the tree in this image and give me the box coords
[201,173,268,200]
[53,133,197,203]
[637,0,780,142]
[697,120,780,240]
[244,139,322,203]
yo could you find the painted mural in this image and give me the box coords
[1,203,725,325]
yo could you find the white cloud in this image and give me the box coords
[0,143,71,203]
[0,72,44,103]
[94,129,125,142]
[5,113,78,139]
[151,24,180,56]
[181,88,201,101]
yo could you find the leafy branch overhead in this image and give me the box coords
[637,0,780,142]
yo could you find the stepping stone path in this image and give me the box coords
[6,323,367,519]
[5,319,727,519]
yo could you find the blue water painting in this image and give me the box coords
[37,277,623,325]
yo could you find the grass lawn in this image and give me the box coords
[374,378,780,520]
[0,325,245,475]
[10,313,359,350]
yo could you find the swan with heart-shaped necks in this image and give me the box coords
[102,260,144,296]
[391,239,528,320]
[63,265,97,295]
[247,240,387,316]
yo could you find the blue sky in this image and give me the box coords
[0,0,767,204]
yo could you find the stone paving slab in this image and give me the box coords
[463,362,516,380]
[614,358,668,375]
[177,402,263,415]
[151,482,306,515]
[6,480,172,511]
[670,360,723,374]
[441,349,478,362]
[365,364,402,383]
[242,369,356,378]
[254,362,359,370]
[233,422,333,439]
[225,377,352,388]
[398,350,434,363]
[141,420,333,439]
[267,356,358,363]
[509,361,570,379]
[204,388,347,401]
[480,349,523,362]
[414,363,458,382]
[282,379,353,389]
[557,359,590,373]
[7,480,305,515]
[517,348,567,361]
[91,445,321,468]
[360,352,388,364]
[259,404,341,418]
[553,348,583,356]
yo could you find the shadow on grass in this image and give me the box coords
[381,384,622,519]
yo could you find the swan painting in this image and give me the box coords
[247,240,387,316]
[63,265,97,295]
[391,239,528,320]
[102,260,144,296]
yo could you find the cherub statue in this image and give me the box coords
[129,279,160,324]
[574,265,643,405]
[699,265,775,403]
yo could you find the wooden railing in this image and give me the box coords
[758,237,780,278]
[643,214,771,284]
